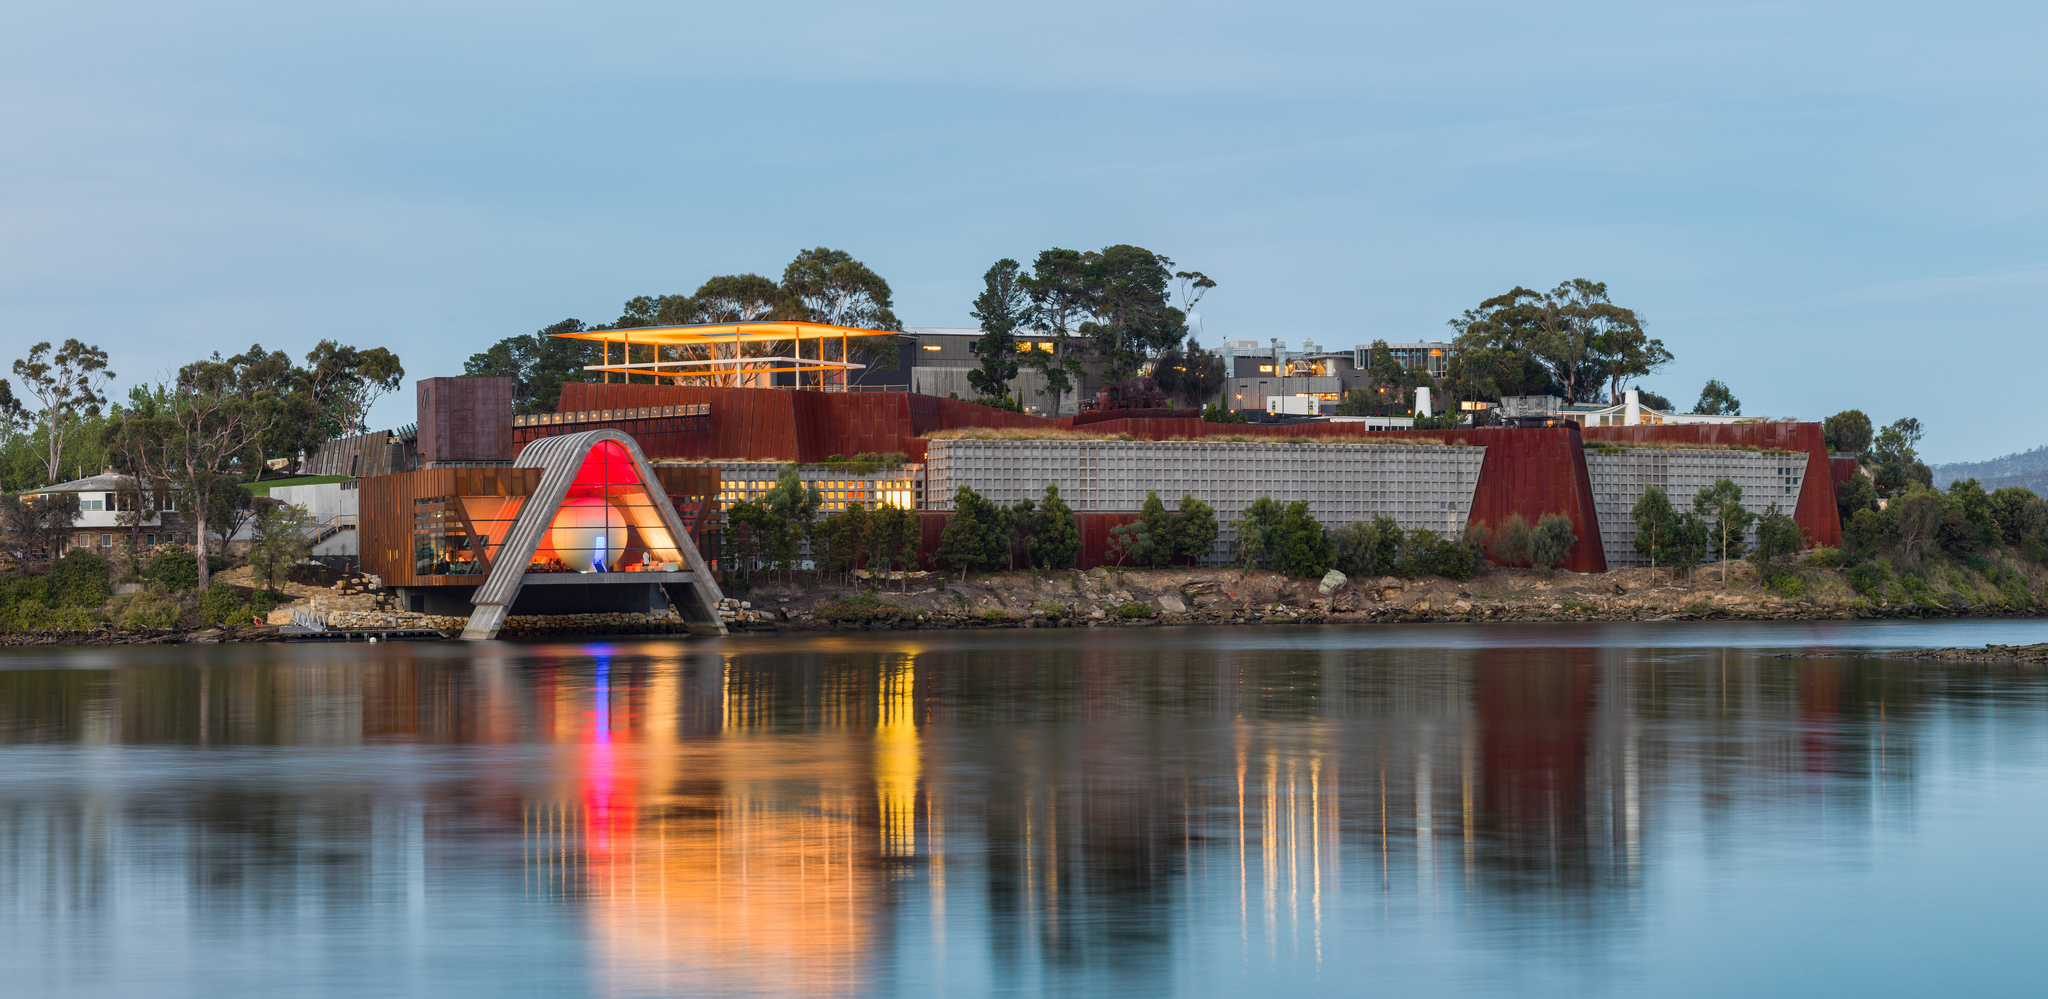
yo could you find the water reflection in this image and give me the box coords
[0,625,2042,997]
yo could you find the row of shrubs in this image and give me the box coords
[0,547,284,632]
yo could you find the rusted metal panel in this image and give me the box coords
[418,377,515,463]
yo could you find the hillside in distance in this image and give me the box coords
[1932,445,2048,494]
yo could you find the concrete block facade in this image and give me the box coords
[926,439,1487,547]
[1587,449,1809,567]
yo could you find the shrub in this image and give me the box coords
[197,581,253,626]
[1529,514,1578,572]
[1271,501,1335,578]
[45,549,112,607]
[1334,516,1402,577]
[1033,600,1065,620]
[1805,546,1843,568]
[110,591,184,631]
[1025,485,1080,569]
[1770,573,1808,599]
[818,591,904,623]
[1491,514,1532,566]
[1115,601,1155,618]
[1749,505,1805,581]
[3,602,102,632]
[144,550,228,593]
[1895,571,1935,605]
[1985,565,2034,608]
[1846,561,1891,596]
[1398,528,1481,582]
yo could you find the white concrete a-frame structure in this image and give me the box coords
[458,429,726,641]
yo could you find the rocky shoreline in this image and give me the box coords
[6,562,2044,647]
[1886,644,2048,663]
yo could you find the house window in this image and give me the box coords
[101,534,112,547]
[80,499,103,512]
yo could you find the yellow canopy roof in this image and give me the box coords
[549,320,902,345]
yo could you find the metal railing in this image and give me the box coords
[513,404,710,427]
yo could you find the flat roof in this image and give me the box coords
[549,320,903,346]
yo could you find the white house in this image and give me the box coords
[19,473,188,554]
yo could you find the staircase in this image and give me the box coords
[310,515,357,547]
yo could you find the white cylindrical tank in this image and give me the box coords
[1625,388,1641,426]
[1415,386,1432,418]
[548,497,627,572]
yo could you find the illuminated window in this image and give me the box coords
[1035,342,1052,350]
[921,344,943,351]
[1258,364,1274,373]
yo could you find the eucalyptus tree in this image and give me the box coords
[11,339,114,485]
[1447,279,1663,404]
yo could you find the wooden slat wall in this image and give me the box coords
[303,430,399,477]
[359,467,541,587]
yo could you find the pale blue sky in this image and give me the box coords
[4,1,2042,461]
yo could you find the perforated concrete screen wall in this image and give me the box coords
[927,440,1487,564]
[1586,449,1807,567]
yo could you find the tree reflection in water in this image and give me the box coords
[0,628,2017,997]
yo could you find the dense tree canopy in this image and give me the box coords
[1692,379,1740,416]
[1446,279,1667,405]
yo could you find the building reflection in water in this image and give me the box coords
[0,633,1979,994]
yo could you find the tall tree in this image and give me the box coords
[1020,249,1092,415]
[1693,478,1754,585]
[12,339,114,485]
[967,259,1030,399]
[465,320,600,415]
[1823,410,1874,455]
[111,359,274,591]
[1081,244,1186,381]
[305,341,405,438]
[1151,346,1225,409]
[1692,379,1740,415]
[1025,484,1080,568]
[672,275,796,384]
[0,378,27,433]
[1448,279,1658,404]
[783,247,902,330]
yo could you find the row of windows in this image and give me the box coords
[72,532,192,548]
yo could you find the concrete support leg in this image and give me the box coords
[460,602,510,641]
[662,582,729,637]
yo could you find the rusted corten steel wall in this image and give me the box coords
[417,377,515,463]
[558,383,1054,463]
[1582,423,1842,549]
[1831,457,1863,488]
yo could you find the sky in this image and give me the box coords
[3,1,2044,462]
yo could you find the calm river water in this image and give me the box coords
[4,620,2048,997]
